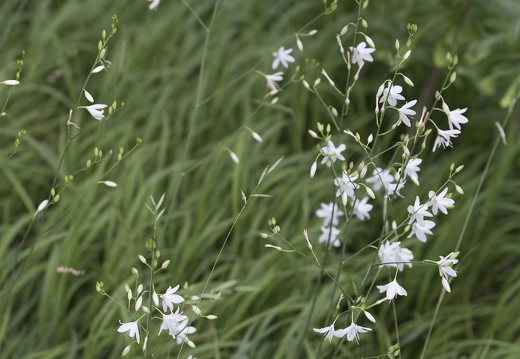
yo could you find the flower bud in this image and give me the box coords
[2,80,20,86]
[310,161,317,178]
[403,75,414,87]
[122,345,131,356]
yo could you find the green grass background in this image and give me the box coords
[1,0,519,358]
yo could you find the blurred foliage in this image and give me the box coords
[0,0,519,358]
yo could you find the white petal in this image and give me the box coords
[170,294,184,304]
[117,322,133,333]
[387,285,396,300]
[443,267,457,277]
[396,284,407,296]
[89,104,108,110]
[334,328,347,338]
[135,326,140,344]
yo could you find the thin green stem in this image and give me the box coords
[339,0,363,129]
[181,0,208,31]
[168,0,220,226]
[419,88,520,359]
[145,218,158,358]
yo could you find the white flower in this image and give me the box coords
[333,171,359,205]
[320,140,346,167]
[162,285,184,312]
[80,104,108,121]
[403,158,422,185]
[315,202,343,226]
[265,72,283,92]
[148,0,160,10]
[337,321,372,343]
[377,279,407,301]
[366,168,393,191]
[378,241,414,271]
[1,80,20,86]
[117,320,140,344]
[432,128,460,152]
[313,323,344,342]
[318,226,341,248]
[407,219,435,243]
[428,187,454,215]
[366,168,403,195]
[407,196,432,225]
[397,100,417,127]
[389,180,406,196]
[379,84,405,106]
[159,309,188,337]
[353,197,373,220]
[442,102,468,130]
[435,252,459,293]
[272,47,295,69]
[176,324,197,348]
[349,41,375,66]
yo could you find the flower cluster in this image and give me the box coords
[311,135,377,249]
[432,102,468,152]
[112,273,200,354]
[263,46,295,94]
[407,188,455,243]
[435,251,459,293]
[378,241,413,271]
[300,20,465,349]
[313,319,372,344]
[263,30,318,95]
[315,202,343,247]
[99,195,216,357]
[77,22,122,124]
[366,167,406,197]
[80,89,107,121]
[116,285,198,351]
